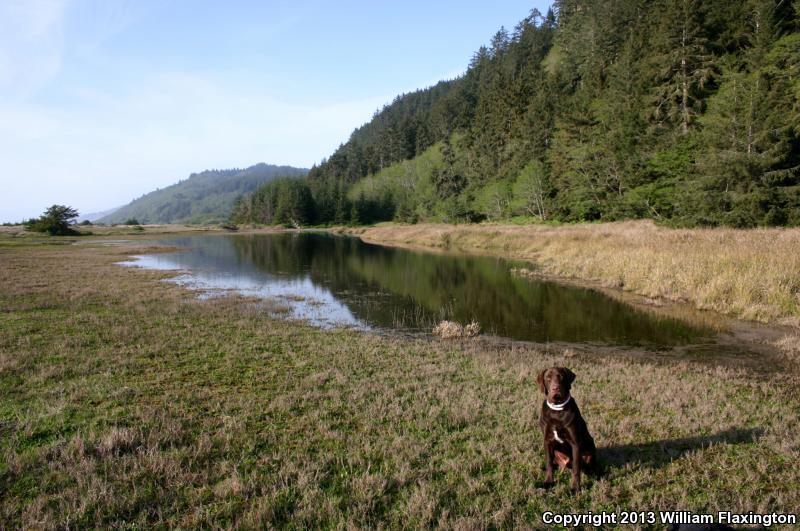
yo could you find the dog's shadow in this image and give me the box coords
[599,427,763,469]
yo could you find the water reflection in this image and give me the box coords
[123,232,714,345]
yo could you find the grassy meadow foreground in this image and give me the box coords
[1,233,799,528]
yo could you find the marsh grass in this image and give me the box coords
[346,221,800,326]
[433,320,481,339]
[1,239,799,528]
[0,222,220,241]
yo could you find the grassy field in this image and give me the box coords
[1,234,799,528]
[0,223,222,239]
[341,221,800,328]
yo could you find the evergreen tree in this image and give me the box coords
[26,205,80,236]
[650,0,715,135]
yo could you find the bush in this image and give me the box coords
[25,205,80,236]
[123,218,141,225]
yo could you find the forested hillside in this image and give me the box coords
[235,0,800,228]
[100,164,306,225]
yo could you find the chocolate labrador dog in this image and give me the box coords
[537,366,597,493]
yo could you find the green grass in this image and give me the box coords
[1,238,799,528]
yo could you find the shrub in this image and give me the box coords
[25,205,80,236]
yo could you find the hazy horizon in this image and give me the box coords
[0,0,547,223]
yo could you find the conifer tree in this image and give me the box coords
[651,0,715,135]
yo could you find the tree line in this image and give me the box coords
[234,0,800,228]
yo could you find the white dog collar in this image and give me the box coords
[546,395,572,411]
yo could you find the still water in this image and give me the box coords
[122,232,713,346]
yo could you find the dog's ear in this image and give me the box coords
[536,369,547,394]
[562,367,576,386]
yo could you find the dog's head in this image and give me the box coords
[537,367,576,403]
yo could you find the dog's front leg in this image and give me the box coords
[543,438,555,488]
[570,441,581,493]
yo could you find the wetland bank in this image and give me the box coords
[1,225,799,528]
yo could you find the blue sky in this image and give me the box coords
[0,0,550,222]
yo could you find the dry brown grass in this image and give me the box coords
[0,223,221,241]
[1,238,799,528]
[773,334,800,372]
[432,320,481,339]
[344,221,800,326]
[0,225,24,236]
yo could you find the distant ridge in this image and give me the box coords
[78,206,121,223]
[99,163,307,224]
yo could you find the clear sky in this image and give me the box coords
[0,0,550,222]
